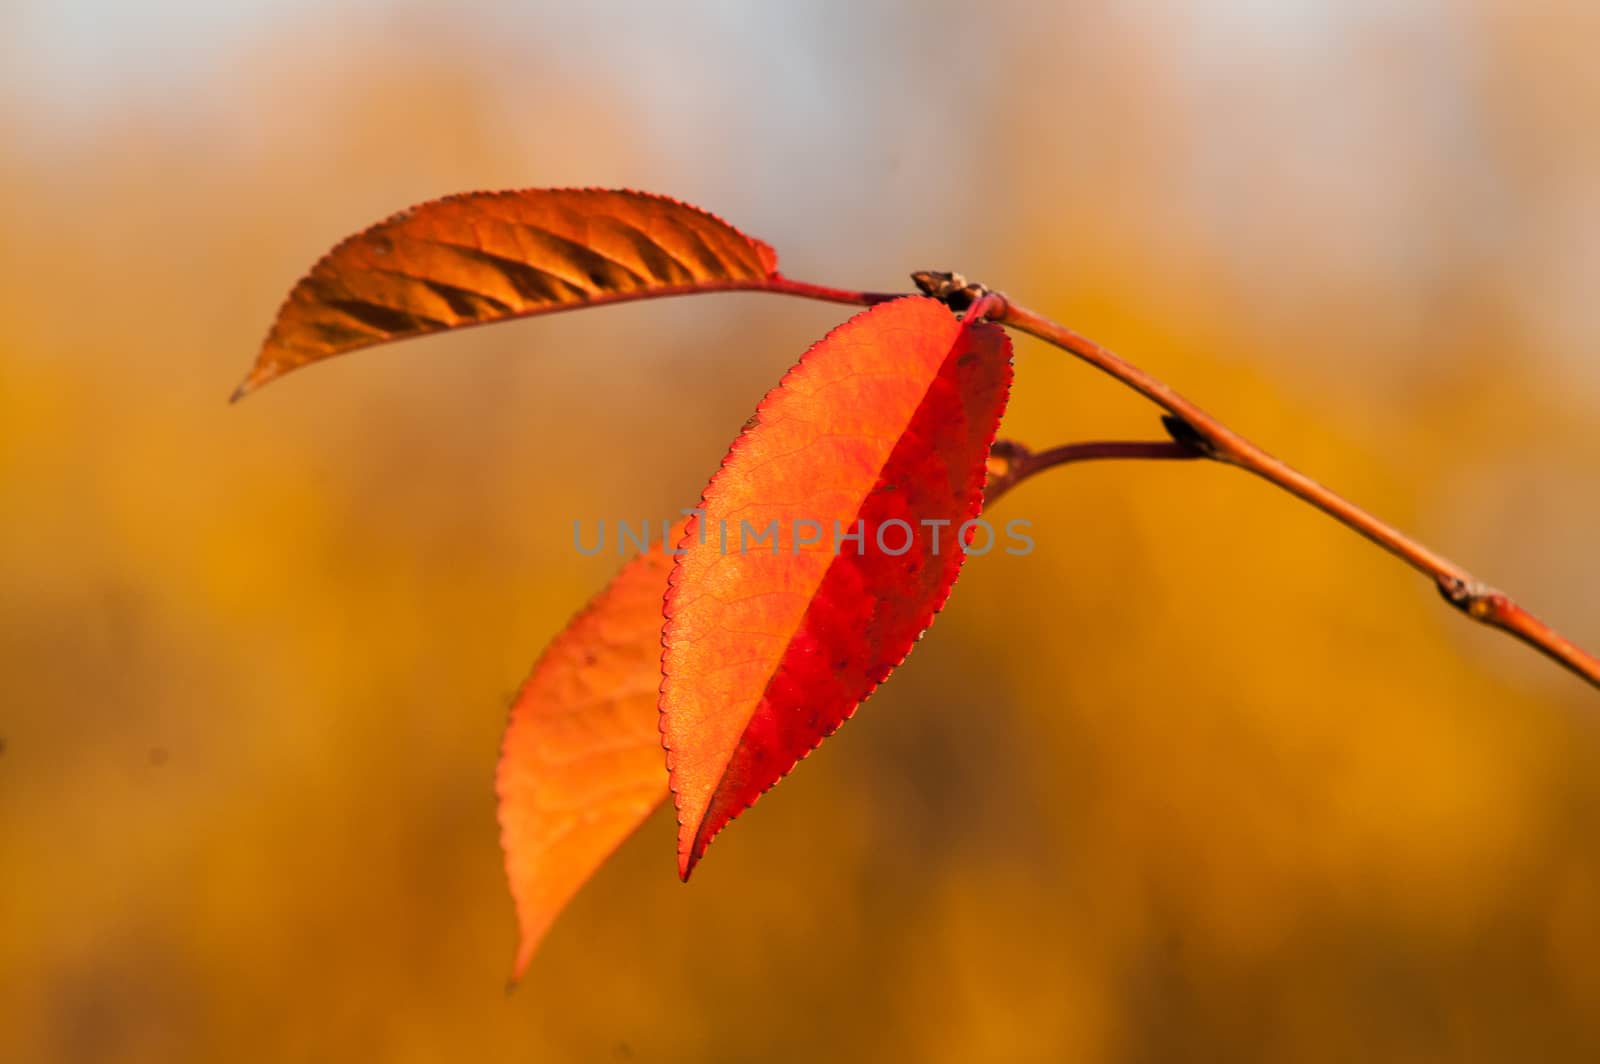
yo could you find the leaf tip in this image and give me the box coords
[508,937,537,986]
[677,808,723,881]
[676,830,699,881]
[675,804,715,881]
[228,362,279,404]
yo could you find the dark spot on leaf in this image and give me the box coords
[422,278,511,318]
[327,298,444,335]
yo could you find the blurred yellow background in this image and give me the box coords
[4,2,1599,1061]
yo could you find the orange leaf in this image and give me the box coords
[236,189,778,398]
[495,526,682,980]
[496,434,1027,969]
[661,297,1013,878]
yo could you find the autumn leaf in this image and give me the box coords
[235,189,778,399]
[495,436,1034,972]
[495,526,682,980]
[660,296,1013,878]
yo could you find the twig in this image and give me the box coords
[761,276,904,308]
[984,439,1200,506]
[915,271,1600,691]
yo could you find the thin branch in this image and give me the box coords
[919,273,1599,691]
[760,275,904,308]
[984,438,1200,506]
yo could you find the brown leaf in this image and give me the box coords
[236,189,778,398]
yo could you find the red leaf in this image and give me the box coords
[660,297,1013,878]
[236,189,778,398]
[495,528,681,979]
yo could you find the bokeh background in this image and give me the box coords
[4,2,1600,1060]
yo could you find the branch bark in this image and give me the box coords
[921,275,1598,691]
